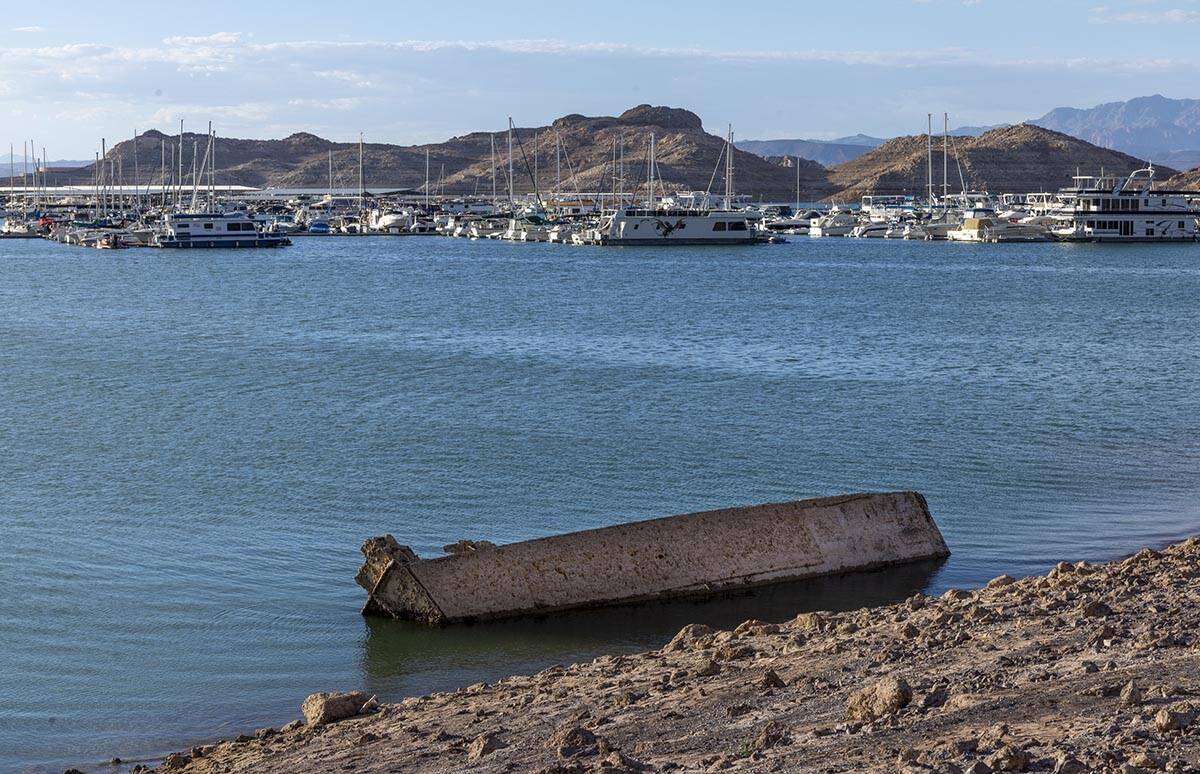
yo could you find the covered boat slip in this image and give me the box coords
[357,491,950,624]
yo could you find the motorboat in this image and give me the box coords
[808,208,857,237]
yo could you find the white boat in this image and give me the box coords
[861,195,919,222]
[593,207,758,245]
[547,223,575,243]
[903,212,959,240]
[367,209,412,233]
[153,212,291,248]
[946,208,1049,243]
[501,217,551,242]
[808,208,857,237]
[467,220,506,240]
[762,209,819,235]
[1049,166,1198,242]
[269,214,305,234]
[849,221,890,238]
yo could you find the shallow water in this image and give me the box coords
[2,235,1198,770]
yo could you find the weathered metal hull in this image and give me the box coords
[357,491,950,625]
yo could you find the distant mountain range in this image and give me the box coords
[1,158,92,173]
[1029,95,1200,170]
[735,137,885,167]
[742,95,1200,173]
[739,126,1006,166]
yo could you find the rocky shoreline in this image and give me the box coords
[154,539,1200,772]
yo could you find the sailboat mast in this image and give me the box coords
[942,112,949,202]
[926,113,933,205]
[795,155,800,211]
[358,132,364,212]
[619,137,623,205]
[189,138,198,212]
[97,139,103,216]
[160,138,166,205]
[177,119,184,210]
[424,147,430,211]
[611,137,616,209]
[327,149,332,202]
[490,133,496,203]
[647,133,654,209]
[132,130,139,210]
[724,125,734,211]
[209,122,215,211]
[507,119,514,209]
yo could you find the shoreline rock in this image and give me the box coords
[154,537,1200,772]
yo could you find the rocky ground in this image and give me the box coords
[154,539,1200,773]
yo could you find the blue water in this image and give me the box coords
[2,235,1199,771]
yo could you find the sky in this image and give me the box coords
[3,0,1200,158]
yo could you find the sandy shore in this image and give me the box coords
[153,538,1200,772]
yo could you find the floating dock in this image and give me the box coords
[356,491,949,624]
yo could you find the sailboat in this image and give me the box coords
[593,127,760,245]
[153,125,290,248]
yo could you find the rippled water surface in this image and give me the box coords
[2,235,1199,770]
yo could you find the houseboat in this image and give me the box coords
[153,212,291,248]
[1051,167,1198,242]
[593,207,759,245]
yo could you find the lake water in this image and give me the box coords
[2,235,1199,771]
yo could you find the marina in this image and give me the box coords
[4,120,1199,251]
[5,168,1198,249]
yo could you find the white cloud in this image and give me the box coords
[161,32,245,46]
[1,33,1197,155]
[11,25,43,33]
[1091,5,1200,23]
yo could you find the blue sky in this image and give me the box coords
[3,0,1199,157]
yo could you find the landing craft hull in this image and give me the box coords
[357,491,949,625]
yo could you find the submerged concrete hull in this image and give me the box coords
[356,491,949,624]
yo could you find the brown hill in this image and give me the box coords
[1165,166,1200,190]
[826,124,1177,201]
[17,106,830,199]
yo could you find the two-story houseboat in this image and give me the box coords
[1051,167,1197,242]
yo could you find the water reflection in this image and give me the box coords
[359,558,945,697]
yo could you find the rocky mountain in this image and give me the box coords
[1165,165,1200,190]
[825,124,1177,201]
[23,106,830,200]
[13,106,1186,200]
[1031,95,1200,160]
